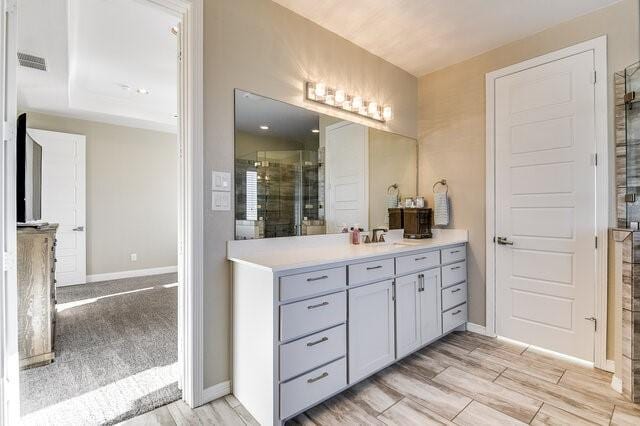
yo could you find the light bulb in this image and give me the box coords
[368,101,378,115]
[383,106,393,121]
[314,82,326,98]
[342,99,352,111]
[352,96,363,110]
[335,89,345,104]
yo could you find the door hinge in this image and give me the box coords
[595,236,598,249]
[585,316,597,331]
[3,251,16,271]
[392,284,396,302]
[592,70,597,85]
[593,153,598,166]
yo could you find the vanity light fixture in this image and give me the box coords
[306,82,392,123]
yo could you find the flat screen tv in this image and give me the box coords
[16,113,42,223]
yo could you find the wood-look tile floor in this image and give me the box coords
[119,331,640,425]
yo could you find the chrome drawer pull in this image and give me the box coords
[451,309,462,315]
[451,288,461,293]
[450,250,460,254]
[366,265,383,270]
[307,372,329,383]
[307,301,329,310]
[414,256,427,261]
[450,266,461,270]
[307,275,328,282]
[307,336,328,347]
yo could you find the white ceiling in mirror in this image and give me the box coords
[272,0,622,76]
[17,0,178,132]
[235,91,321,145]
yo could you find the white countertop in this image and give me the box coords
[227,229,468,272]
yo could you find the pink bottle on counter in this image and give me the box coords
[351,227,361,245]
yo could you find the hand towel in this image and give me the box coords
[434,191,449,226]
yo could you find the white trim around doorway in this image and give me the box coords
[485,35,609,371]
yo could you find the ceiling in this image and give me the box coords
[17,0,179,133]
[273,0,623,76]
[235,90,321,145]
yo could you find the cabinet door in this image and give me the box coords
[395,274,421,358]
[420,268,442,344]
[348,280,395,383]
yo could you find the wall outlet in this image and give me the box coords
[130,253,137,262]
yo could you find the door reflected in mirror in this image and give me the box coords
[234,89,417,239]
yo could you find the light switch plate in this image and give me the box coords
[212,191,231,211]
[212,171,231,192]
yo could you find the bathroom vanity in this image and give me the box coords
[228,229,468,425]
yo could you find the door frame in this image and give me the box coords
[0,0,205,423]
[485,36,609,370]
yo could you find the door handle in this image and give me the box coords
[495,236,513,246]
[73,226,85,232]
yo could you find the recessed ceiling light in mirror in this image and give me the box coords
[260,125,269,130]
[311,129,319,133]
[137,88,150,95]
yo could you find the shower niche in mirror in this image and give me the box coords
[234,89,417,239]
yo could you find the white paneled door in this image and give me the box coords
[28,129,86,287]
[325,121,369,233]
[494,50,596,361]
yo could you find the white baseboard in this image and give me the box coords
[465,322,489,336]
[86,266,178,283]
[605,359,615,373]
[611,375,622,393]
[202,381,232,404]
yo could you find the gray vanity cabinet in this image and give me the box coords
[395,267,442,359]
[348,279,395,383]
[395,273,421,358]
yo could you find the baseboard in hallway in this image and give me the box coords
[85,265,178,283]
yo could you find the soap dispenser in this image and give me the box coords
[351,225,361,245]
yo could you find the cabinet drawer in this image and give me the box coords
[442,303,467,334]
[396,250,440,275]
[280,324,346,381]
[280,267,346,302]
[280,357,346,420]
[442,245,466,264]
[348,258,394,286]
[442,282,467,312]
[442,261,466,288]
[280,292,346,341]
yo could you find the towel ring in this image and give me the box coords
[387,183,399,194]
[433,179,448,195]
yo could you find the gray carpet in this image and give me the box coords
[20,273,181,425]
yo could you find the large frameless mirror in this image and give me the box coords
[234,89,417,239]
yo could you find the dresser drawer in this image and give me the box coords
[280,267,346,302]
[348,258,394,286]
[279,324,346,381]
[442,282,467,312]
[396,250,440,275]
[280,292,346,341]
[442,261,466,288]
[280,357,346,420]
[442,303,467,334]
[442,245,466,265]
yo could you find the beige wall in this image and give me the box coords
[235,131,306,159]
[417,0,639,359]
[369,128,417,229]
[204,0,417,387]
[25,112,177,276]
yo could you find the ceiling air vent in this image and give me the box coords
[17,52,47,71]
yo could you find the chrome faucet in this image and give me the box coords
[371,228,388,243]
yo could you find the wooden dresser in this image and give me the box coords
[17,224,58,369]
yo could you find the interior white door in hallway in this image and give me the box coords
[28,129,86,287]
[494,50,597,362]
[325,121,369,233]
